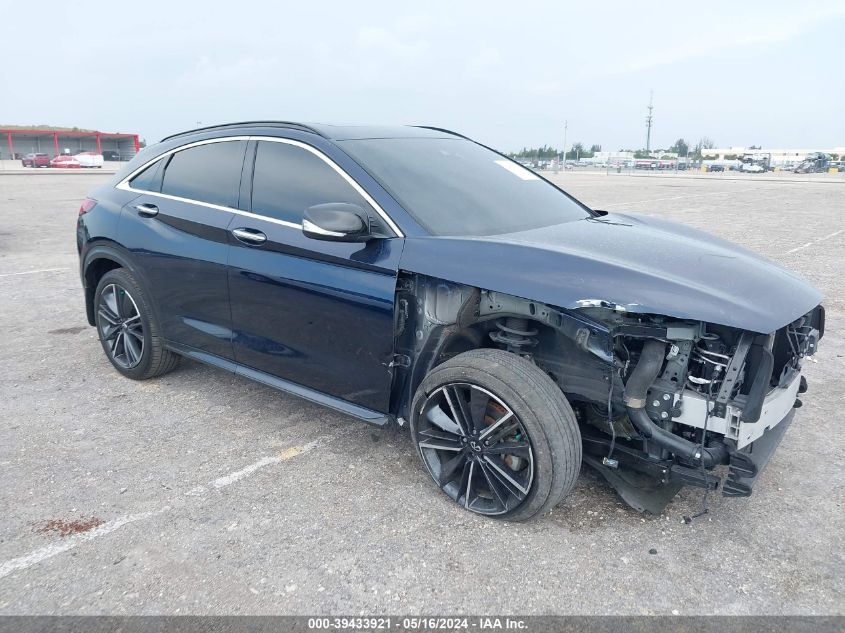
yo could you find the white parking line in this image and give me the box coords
[211,437,327,489]
[785,229,844,254]
[0,508,170,580]
[0,267,70,278]
[600,191,737,207]
[0,435,336,580]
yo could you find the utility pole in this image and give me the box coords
[645,91,654,152]
[562,120,568,168]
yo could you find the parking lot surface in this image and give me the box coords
[0,172,843,615]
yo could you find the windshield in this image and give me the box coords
[340,137,591,236]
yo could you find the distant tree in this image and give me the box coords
[634,149,655,159]
[749,145,761,150]
[509,146,563,160]
[589,144,602,153]
[564,142,580,160]
[691,137,716,160]
[669,138,689,156]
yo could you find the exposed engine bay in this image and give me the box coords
[392,274,824,514]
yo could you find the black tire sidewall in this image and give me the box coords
[94,269,156,379]
[410,349,580,521]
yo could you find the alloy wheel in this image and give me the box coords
[416,382,535,515]
[97,284,144,369]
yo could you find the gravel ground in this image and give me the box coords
[0,172,842,615]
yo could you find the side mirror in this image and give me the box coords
[302,203,372,242]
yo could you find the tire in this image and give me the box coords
[410,348,581,521]
[94,268,179,380]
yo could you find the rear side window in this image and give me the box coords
[128,160,162,192]
[251,140,372,224]
[160,140,246,208]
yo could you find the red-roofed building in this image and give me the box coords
[2,128,140,161]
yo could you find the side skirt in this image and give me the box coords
[165,341,391,426]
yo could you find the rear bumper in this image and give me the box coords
[723,407,796,497]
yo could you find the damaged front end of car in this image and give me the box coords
[570,302,824,513]
[392,274,824,514]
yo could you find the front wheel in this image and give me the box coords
[410,348,581,521]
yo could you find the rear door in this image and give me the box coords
[227,138,402,412]
[118,138,248,360]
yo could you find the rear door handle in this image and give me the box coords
[232,228,267,245]
[134,203,159,217]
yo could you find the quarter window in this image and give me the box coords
[251,141,372,224]
[128,159,162,192]
[160,140,246,208]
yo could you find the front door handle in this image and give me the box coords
[232,228,267,245]
[134,203,159,217]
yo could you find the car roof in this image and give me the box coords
[161,121,463,143]
[307,124,460,141]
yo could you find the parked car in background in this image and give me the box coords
[635,160,660,170]
[102,150,121,161]
[76,121,823,521]
[51,155,82,168]
[708,164,725,172]
[74,151,104,168]
[740,163,765,173]
[22,153,51,168]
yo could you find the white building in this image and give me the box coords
[579,150,635,165]
[703,147,845,167]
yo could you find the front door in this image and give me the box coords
[227,139,402,412]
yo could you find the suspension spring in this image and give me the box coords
[490,317,539,354]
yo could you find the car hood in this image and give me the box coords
[398,212,822,333]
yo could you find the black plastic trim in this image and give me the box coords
[723,408,795,497]
[743,346,775,423]
[164,341,390,426]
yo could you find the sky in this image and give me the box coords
[3,1,844,152]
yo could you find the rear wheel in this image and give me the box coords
[94,268,179,380]
[410,348,581,521]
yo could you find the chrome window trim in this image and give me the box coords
[115,134,404,237]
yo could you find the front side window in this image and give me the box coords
[251,141,373,224]
[160,140,246,208]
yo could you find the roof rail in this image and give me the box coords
[412,126,469,140]
[161,121,327,142]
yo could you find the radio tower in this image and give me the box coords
[645,91,654,152]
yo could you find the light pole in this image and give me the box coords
[562,120,568,171]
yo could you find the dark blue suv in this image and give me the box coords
[77,122,823,520]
